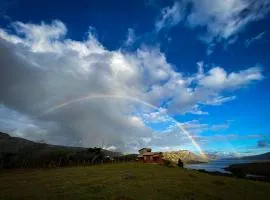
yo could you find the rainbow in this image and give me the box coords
[38,93,208,159]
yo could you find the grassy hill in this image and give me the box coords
[163,150,208,164]
[0,132,122,169]
[0,163,269,200]
[0,132,121,157]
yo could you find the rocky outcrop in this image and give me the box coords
[162,150,208,164]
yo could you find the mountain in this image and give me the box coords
[0,132,122,169]
[240,152,270,160]
[0,132,121,156]
[0,132,209,168]
[162,150,208,164]
[0,132,83,153]
[204,153,219,160]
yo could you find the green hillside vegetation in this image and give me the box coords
[0,163,269,200]
[0,132,130,169]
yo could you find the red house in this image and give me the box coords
[137,148,164,164]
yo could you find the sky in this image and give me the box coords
[0,0,270,157]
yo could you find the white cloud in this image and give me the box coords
[204,96,236,106]
[199,66,263,90]
[180,120,230,134]
[104,145,117,151]
[155,0,270,50]
[0,20,264,151]
[155,1,184,32]
[129,116,146,128]
[187,0,270,42]
[147,119,231,152]
[142,108,169,123]
[124,28,136,46]
[11,20,67,52]
[245,31,267,47]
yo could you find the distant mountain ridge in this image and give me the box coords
[0,132,83,153]
[0,131,121,157]
[240,152,270,160]
[0,131,124,169]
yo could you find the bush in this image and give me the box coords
[177,158,184,168]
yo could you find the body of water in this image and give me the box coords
[185,159,253,173]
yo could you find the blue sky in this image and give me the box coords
[0,0,270,156]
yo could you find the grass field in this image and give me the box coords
[0,163,270,200]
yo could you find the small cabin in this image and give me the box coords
[137,148,164,164]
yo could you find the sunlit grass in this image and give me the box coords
[0,163,269,200]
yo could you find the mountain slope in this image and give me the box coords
[162,150,208,164]
[0,132,84,154]
[0,132,121,156]
[0,132,122,168]
[240,152,270,160]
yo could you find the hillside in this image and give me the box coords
[224,162,270,177]
[163,150,208,164]
[0,132,84,154]
[240,152,270,160]
[0,132,122,168]
[0,132,209,167]
[0,132,121,156]
[0,163,269,200]
[1,132,210,168]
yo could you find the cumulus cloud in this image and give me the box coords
[199,66,263,90]
[0,20,264,152]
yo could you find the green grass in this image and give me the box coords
[0,163,270,200]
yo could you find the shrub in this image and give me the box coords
[177,158,184,168]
